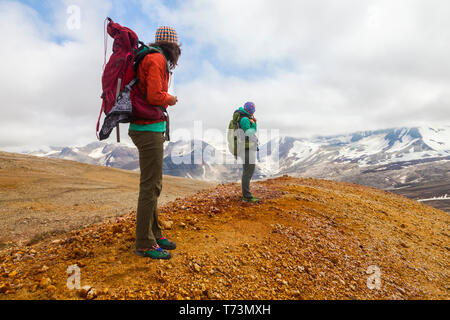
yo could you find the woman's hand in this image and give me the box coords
[168,95,178,106]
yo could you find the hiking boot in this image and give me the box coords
[243,196,260,203]
[135,245,171,260]
[157,237,177,250]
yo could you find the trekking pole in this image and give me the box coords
[115,78,122,143]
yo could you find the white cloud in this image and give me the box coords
[165,0,450,136]
[0,0,110,150]
[0,0,449,152]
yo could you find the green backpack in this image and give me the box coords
[227,110,249,157]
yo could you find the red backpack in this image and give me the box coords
[97,18,169,141]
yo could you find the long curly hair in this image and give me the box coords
[150,41,182,70]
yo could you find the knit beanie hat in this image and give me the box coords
[244,102,256,115]
[155,26,178,44]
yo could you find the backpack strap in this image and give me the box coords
[133,44,171,91]
[134,43,170,74]
[234,110,249,129]
[159,106,170,142]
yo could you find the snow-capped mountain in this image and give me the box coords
[259,126,450,174]
[22,126,449,211]
[25,126,450,187]
[28,142,140,170]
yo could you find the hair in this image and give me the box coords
[150,41,182,70]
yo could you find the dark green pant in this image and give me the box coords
[129,130,165,249]
[242,149,256,199]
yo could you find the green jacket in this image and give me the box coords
[239,107,257,136]
[238,107,258,150]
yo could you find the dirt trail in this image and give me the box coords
[0,152,215,247]
[1,176,448,300]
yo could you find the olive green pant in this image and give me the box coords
[129,130,165,249]
[241,149,256,199]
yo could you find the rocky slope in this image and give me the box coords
[0,177,448,300]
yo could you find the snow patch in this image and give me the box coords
[88,147,105,159]
[288,141,319,163]
[419,126,450,152]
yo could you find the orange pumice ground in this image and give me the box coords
[1,176,448,300]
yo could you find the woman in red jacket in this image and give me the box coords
[129,26,181,260]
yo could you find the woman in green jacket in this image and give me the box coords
[238,102,260,203]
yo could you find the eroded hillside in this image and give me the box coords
[1,176,448,300]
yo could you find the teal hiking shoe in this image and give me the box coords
[135,245,171,260]
[243,196,260,203]
[157,237,177,250]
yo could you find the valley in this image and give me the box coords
[23,126,450,212]
[0,152,215,248]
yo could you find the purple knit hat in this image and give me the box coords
[155,26,178,44]
[244,102,256,115]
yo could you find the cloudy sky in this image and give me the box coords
[1,0,449,151]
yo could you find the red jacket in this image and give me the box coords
[133,52,174,124]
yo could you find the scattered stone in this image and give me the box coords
[0,283,12,293]
[78,285,93,299]
[161,220,174,230]
[47,285,57,294]
[39,277,51,288]
[8,270,18,278]
[86,288,97,300]
[400,242,410,249]
[396,287,406,295]
[206,290,214,299]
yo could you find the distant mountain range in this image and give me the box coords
[25,126,450,210]
[259,126,450,186]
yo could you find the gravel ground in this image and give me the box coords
[1,176,448,300]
